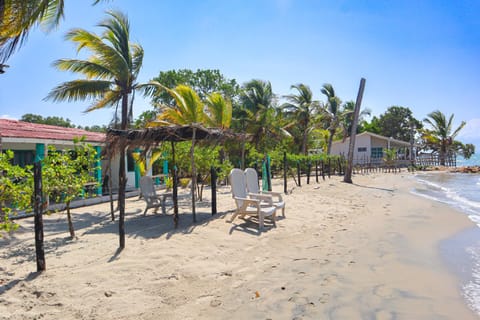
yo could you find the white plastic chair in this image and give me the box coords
[244,167,286,217]
[228,168,276,230]
[139,176,172,215]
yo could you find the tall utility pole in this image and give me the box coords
[344,78,366,184]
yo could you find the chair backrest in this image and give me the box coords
[244,168,260,194]
[140,176,156,201]
[229,168,247,207]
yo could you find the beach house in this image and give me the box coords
[330,131,414,166]
[0,119,143,193]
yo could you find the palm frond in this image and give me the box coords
[52,59,113,79]
[85,90,121,112]
[45,79,112,103]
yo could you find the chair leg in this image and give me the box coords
[228,211,239,223]
[259,214,264,230]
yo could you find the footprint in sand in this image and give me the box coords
[319,293,330,304]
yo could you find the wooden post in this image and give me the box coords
[211,166,217,215]
[190,127,197,223]
[321,160,325,180]
[173,166,179,228]
[307,161,311,184]
[283,151,287,194]
[297,161,301,187]
[315,160,319,183]
[328,159,331,179]
[34,162,46,272]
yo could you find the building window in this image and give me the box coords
[358,147,367,152]
[12,150,35,167]
[371,147,383,158]
[127,150,135,172]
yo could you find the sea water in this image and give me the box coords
[411,166,480,315]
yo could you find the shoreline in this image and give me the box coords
[0,172,478,319]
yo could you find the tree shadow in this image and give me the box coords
[0,270,41,296]
[351,183,394,192]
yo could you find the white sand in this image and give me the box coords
[0,172,477,319]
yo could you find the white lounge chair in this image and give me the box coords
[139,176,172,215]
[228,168,276,230]
[244,167,286,217]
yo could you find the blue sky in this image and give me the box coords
[1,0,479,146]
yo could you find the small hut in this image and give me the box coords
[106,123,242,227]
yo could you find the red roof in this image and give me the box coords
[0,119,105,143]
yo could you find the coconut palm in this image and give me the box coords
[147,83,207,222]
[237,79,281,150]
[204,92,232,129]
[0,0,106,71]
[320,83,345,154]
[422,110,472,165]
[46,10,144,249]
[342,100,371,137]
[282,83,319,155]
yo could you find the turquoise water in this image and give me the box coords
[412,171,480,315]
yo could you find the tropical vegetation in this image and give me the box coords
[421,110,475,165]
[46,10,145,248]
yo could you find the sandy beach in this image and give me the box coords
[0,171,478,319]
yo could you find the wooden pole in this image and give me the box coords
[283,151,287,194]
[297,161,301,187]
[211,166,217,215]
[190,127,197,223]
[344,78,366,183]
[173,166,179,228]
[34,162,46,272]
[315,160,319,183]
[307,161,311,184]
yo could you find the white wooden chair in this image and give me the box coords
[139,176,172,215]
[244,167,286,217]
[228,168,276,230]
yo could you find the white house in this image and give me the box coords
[330,131,414,165]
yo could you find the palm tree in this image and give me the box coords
[422,110,470,165]
[204,92,232,129]
[0,0,106,71]
[46,10,144,249]
[342,100,371,137]
[237,79,280,150]
[282,83,319,155]
[148,83,207,222]
[320,83,344,154]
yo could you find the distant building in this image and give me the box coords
[0,119,141,192]
[330,131,415,165]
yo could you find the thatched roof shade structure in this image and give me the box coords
[105,123,248,228]
[106,124,245,151]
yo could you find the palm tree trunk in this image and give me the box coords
[302,130,308,155]
[327,128,335,155]
[118,93,128,249]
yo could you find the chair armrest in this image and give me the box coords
[248,192,274,205]
[233,196,261,208]
[264,191,283,202]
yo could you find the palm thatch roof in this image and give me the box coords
[105,123,247,154]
